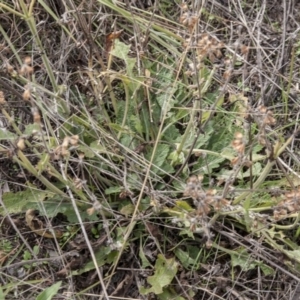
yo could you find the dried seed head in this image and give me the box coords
[69,135,79,146]
[19,64,34,76]
[22,88,31,101]
[223,69,232,80]
[74,177,84,190]
[231,157,240,165]
[32,108,41,124]
[17,138,26,150]
[180,2,188,11]
[24,56,32,65]
[61,147,69,157]
[87,207,96,216]
[240,44,249,55]
[0,91,7,105]
[5,62,14,74]
[61,137,69,148]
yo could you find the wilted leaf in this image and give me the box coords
[25,209,63,239]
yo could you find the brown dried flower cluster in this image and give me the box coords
[183,33,225,77]
[179,3,198,32]
[254,106,276,146]
[184,175,230,216]
[273,188,300,220]
[196,33,224,63]
[183,175,230,248]
[257,105,276,126]
[230,132,247,165]
[20,56,34,76]
[52,135,79,160]
[0,91,7,105]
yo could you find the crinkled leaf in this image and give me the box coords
[140,254,178,295]
[237,162,262,179]
[231,247,273,275]
[110,39,136,74]
[1,189,52,214]
[231,248,256,271]
[145,144,171,174]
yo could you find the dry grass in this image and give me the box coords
[1,0,300,299]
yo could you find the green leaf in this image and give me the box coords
[152,144,170,167]
[174,248,196,269]
[237,162,262,179]
[145,144,171,174]
[0,129,17,140]
[24,123,41,135]
[71,246,114,275]
[119,203,135,216]
[231,247,256,271]
[231,247,274,276]
[139,243,152,268]
[157,288,186,300]
[140,254,178,295]
[105,186,122,195]
[110,39,136,74]
[36,281,62,300]
[175,200,194,212]
[1,189,52,215]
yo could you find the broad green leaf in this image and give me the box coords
[231,247,274,276]
[105,186,122,195]
[145,144,171,174]
[258,262,274,276]
[175,200,194,212]
[283,250,300,263]
[71,246,114,275]
[157,288,186,300]
[231,247,256,271]
[140,254,178,295]
[0,129,17,140]
[119,203,135,216]
[36,281,62,300]
[174,248,196,269]
[237,162,262,179]
[110,39,136,75]
[168,149,185,166]
[24,123,41,135]
[1,189,52,215]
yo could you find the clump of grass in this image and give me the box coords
[1,0,300,299]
